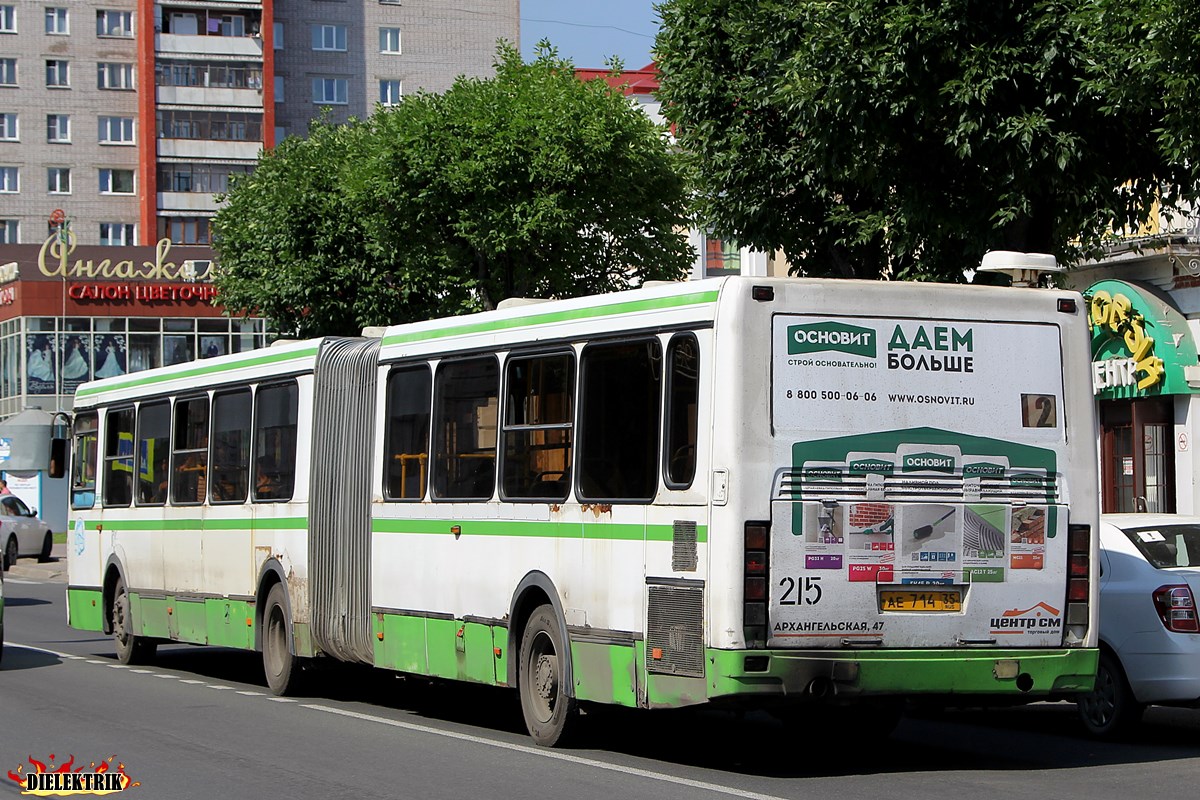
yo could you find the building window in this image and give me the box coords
[96,10,132,37]
[380,27,401,54]
[0,5,15,33]
[157,217,211,244]
[99,168,135,194]
[46,60,69,88]
[311,78,347,105]
[155,60,262,90]
[99,116,134,144]
[273,22,283,49]
[0,166,17,192]
[45,7,67,34]
[156,109,262,141]
[379,80,401,106]
[311,24,346,51]
[99,222,135,245]
[158,163,251,194]
[0,112,16,141]
[703,236,742,277]
[0,219,16,243]
[218,15,245,37]
[274,76,284,103]
[98,62,134,90]
[46,113,69,143]
[0,58,15,86]
[47,166,70,194]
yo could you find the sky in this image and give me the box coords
[519,1,661,70]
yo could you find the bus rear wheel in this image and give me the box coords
[112,577,156,665]
[518,604,578,747]
[262,583,300,696]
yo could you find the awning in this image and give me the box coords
[1086,279,1200,399]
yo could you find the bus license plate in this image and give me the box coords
[879,590,962,612]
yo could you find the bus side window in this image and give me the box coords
[501,353,574,502]
[136,400,170,506]
[103,407,135,507]
[578,339,662,502]
[254,382,298,502]
[432,357,498,500]
[664,334,699,489]
[212,389,251,503]
[383,365,432,501]
[172,396,209,505]
[71,411,99,510]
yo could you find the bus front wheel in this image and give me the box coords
[112,577,156,665]
[262,583,299,696]
[518,604,578,747]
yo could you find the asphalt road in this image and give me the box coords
[3,567,1200,800]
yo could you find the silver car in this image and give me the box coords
[1078,514,1200,737]
[0,494,54,571]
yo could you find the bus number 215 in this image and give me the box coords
[778,576,822,605]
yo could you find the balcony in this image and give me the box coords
[159,192,220,212]
[158,86,262,108]
[157,139,261,160]
[157,33,263,59]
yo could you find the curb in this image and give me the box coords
[4,544,68,583]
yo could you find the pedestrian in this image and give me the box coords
[0,478,10,495]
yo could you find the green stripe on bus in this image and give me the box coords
[382,291,720,346]
[81,517,307,531]
[371,517,706,542]
[75,346,321,398]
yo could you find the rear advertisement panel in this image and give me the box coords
[769,315,1069,649]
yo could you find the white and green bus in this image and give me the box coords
[66,275,1099,745]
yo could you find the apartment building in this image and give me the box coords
[0,0,518,248]
[0,0,515,418]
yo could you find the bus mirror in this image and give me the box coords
[48,437,67,479]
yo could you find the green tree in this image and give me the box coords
[655,0,1200,282]
[213,44,693,337]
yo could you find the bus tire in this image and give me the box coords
[262,582,300,696]
[112,577,156,665]
[1077,651,1144,739]
[518,604,578,747]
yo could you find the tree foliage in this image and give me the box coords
[213,43,693,337]
[656,0,1200,281]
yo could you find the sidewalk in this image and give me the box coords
[5,542,68,582]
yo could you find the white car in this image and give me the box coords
[0,494,54,572]
[1078,514,1200,736]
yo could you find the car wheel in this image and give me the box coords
[37,531,53,563]
[2,535,16,572]
[1078,651,1144,738]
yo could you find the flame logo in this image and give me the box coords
[6,755,139,795]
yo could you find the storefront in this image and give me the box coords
[1086,279,1200,513]
[0,234,268,419]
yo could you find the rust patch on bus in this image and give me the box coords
[581,503,613,516]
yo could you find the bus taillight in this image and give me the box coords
[744,521,770,647]
[1067,523,1091,620]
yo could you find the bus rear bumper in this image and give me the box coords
[706,647,1098,702]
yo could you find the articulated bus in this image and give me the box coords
[66,276,1099,745]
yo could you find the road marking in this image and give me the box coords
[107,664,127,669]
[86,659,106,665]
[301,704,792,800]
[10,640,788,800]
[131,669,154,674]
[179,679,207,685]
[236,690,265,696]
[153,673,175,679]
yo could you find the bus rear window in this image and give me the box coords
[1122,524,1200,568]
